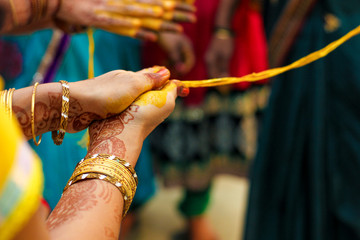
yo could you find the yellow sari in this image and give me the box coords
[0,77,43,240]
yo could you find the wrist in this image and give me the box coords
[213,26,234,39]
[47,0,61,18]
[87,124,145,167]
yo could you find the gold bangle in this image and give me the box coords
[64,154,139,217]
[9,0,19,27]
[65,172,133,217]
[4,90,9,116]
[8,88,15,119]
[29,0,47,23]
[72,164,135,200]
[1,90,7,110]
[73,161,137,196]
[88,154,138,183]
[31,82,42,146]
[74,158,137,194]
[214,27,234,40]
[52,80,69,145]
[6,88,15,119]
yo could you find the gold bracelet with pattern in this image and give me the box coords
[73,157,137,197]
[65,172,133,216]
[86,154,138,184]
[71,163,136,203]
[31,83,42,146]
[52,80,69,145]
[73,160,137,197]
[29,0,48,23]
[64,154,138,217]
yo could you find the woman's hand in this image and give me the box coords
[205,34,234,78]
[56,0,196,40]
[12,66,174,139]
[159,32,195,75]
[67,66,172,132]
[87,80,189,165]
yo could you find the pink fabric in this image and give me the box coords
[231,0,269,89]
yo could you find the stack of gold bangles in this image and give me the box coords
[64,154,138,217]
[29,0,48,23]
[0,88,15,119]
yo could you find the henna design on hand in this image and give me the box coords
[34,102,50,130]
[13,106,31,138]
[46,181,98,230]
[89,136,126,158]
[104,227,116,239]
[13,91,101,137]
[73,112,102,132]
[88,105,139,157]
[98,181,114,204]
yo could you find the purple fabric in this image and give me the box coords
[43,34,70,83]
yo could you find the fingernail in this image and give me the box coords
[157,68,170,77]
[135,31,158,42]
[152,66,163,73]
[178,86,190,97]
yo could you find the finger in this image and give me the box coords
[218,55,231,77]
[173,80,190,97]
[141,18,182,32]
[137,66,171,89]
[163,10,196,22]
[181,39,195,73]
[131,0,196,12]
[95,11,142,28]
[167,42,183,65]
[106,1,164,18]
[160,80,179,102]
[162,1,196,12]
[205,53,219,78]
[102,26,157,41]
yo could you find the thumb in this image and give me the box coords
[137,66,171,89]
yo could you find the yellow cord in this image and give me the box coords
[182,25,360,88]
[83,28,95,148]
[87,28,95,79]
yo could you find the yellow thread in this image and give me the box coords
[87,28,95,79]
[86,28,95,148]
[182,25,360,88]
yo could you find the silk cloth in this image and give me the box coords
[245,0,360,239]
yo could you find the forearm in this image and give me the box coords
[12,81,94,140]
[214,0,241,28]
[0,0,59,33]
[87,109,145,166]
[46,180,124,240]
[45,116,145,239]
